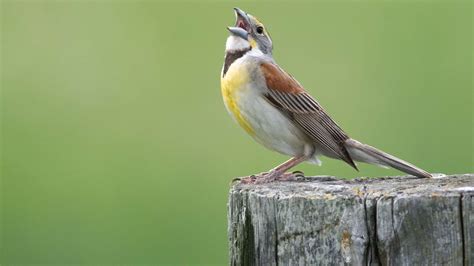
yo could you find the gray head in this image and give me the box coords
[226,8,273,55]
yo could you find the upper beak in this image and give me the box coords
[234,8,250,26]
[227,7,251,40]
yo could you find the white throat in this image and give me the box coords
[225,36,251,52]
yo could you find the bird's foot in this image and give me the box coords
[256,170,305,183]
[235,172,267,184]
[236,171,305,184]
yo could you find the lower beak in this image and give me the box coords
[227,26,249,40]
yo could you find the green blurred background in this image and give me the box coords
[1,1,472,264]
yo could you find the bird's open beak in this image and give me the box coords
[234,8,251,32]
[227,27,248,40]
[227,7,250,40]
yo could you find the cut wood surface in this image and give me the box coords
[228,174,474,265]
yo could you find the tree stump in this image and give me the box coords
[228,174,473,265]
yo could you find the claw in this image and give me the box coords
[238,174,260,184]
[234,170,305,184]
[292,170,305,177]
[230,177,242,185]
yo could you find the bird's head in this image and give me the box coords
[226,8,273,55]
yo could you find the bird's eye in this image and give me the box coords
[256,26,264,34]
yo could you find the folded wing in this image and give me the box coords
[260,63,357,169]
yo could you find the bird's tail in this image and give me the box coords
[345,138,432,178]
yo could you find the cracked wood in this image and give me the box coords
[228,174,474,265]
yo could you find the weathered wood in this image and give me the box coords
[228,174,474,265]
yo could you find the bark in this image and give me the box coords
[228,174,474,265]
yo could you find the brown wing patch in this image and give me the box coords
[260,63,304,94]
[261,62,358,170]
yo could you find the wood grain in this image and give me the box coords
[228,174,474,265]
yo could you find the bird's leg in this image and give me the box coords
[255,155,308,183]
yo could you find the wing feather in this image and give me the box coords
[261,63,357,169]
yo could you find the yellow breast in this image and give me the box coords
[221,64,255,135]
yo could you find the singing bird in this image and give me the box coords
[221,8,431,183]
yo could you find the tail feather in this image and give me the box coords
[345,139,432,178]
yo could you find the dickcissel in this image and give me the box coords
[221,8,431,183]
